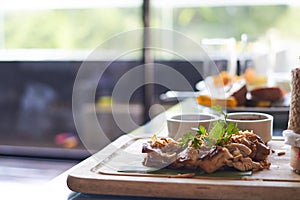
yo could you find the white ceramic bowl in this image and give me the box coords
[227,112,273,143]
[167,113,218,140]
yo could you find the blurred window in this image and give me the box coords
[0,0,143,60]
[150,0,300,71]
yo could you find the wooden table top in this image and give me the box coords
[44,98,299,200]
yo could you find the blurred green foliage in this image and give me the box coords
[3,8,141,49]
[2,5,300,49]
[173,5,289,39]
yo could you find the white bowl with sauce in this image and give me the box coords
[167,113,218,140]
[227,112,273,143]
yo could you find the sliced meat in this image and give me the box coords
[198,146,215,159]
[231,130,270,162]
[176,147,200,169]
[260,160,271,169]
[232,157,263,172]
[142,136,181,168]
[233,154,243,162]
[226,143,252,157]
[254,141,270,161]
[197,146,233,173]
[143,151,177,168]
[142,131,271,173]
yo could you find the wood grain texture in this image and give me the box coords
[67,135,300,200]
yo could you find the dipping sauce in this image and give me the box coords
[167,114,218,140]
[227,112,273,143]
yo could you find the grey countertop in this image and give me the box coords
[0,156,78,199]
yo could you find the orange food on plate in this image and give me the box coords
[197,78,247,108]
[213,71,232,86]
[196,95,237,108]
[243,68,256,84]
[243,68,267,85]
[197,69,285,108]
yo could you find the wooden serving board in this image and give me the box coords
[67,134,300,200]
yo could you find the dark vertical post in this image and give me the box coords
[142,0,154,122]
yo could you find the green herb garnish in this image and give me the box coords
[179,131,204,149]
[179,106,239,148]
[179,132,194,148]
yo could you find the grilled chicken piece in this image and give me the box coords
[175,147,200,169]
[253,141,270,161]
[197,146,233,173]
[231,157,263,172]
[142,131,271,173]
[143,150,177,168]
[226,143,252,157]
[142,136,181,168]
[231,131,270,162]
